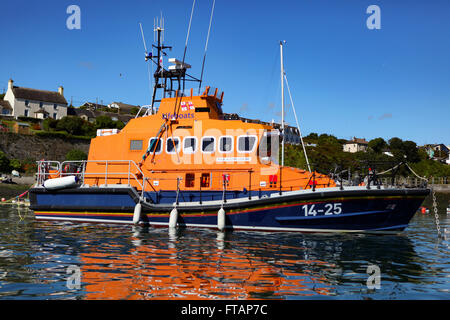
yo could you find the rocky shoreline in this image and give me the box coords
[0,175,35,199]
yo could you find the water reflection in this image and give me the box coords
[0,199,449,299]
[77,226,422,299]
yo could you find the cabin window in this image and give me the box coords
[166,137,180,154]
[259,134,272,158]
[185,173,195,188]
[25,100,29,106]
[39,102,43,108]
[183,137,197,154]
[130,140,143,151]
[148,138,163,154]
[201,136,216,153]
[201,173,210,188]
[237,135,257,153]
[219,136,233,153]
[53,104,58,110]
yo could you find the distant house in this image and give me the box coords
[108,102,139,115]
[423,144,450,159]
[80,102,109,111]
[70,107,134,124]
[343,137,369,153]
[3,79,68,120]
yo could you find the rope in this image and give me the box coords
[404,162,427,181]
[283,73,311,172]
[377,163,402,175]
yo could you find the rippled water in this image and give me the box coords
[0,194,449,300]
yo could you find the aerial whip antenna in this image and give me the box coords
[139,22,154,114]
[181,0,196,91]
[198,0,216,93]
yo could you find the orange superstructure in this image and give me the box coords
[83,86,334,194]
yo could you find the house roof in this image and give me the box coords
[110,102,139,113]
[11,86,67,105]
[34,108,49,114]
[345,137,368,145]
[82,102,108,109]
[0,100,12,110]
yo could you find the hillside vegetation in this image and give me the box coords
[285,133,450,178]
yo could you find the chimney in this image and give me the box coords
[58,86,64,96]
[8,79,13,90]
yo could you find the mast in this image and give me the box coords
[280,41,285,167]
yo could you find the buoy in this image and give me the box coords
[133,202,141,224]
[169,207,178,228]
[43,176,78,190]
[217,207,225,231]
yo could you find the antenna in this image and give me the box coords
[198,0,216,93]
[139,22,152,61]
[139,23,154,112]
[181,0,196,91]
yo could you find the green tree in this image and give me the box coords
[57,116,85,135]
[94,115,116,130]
[402,140,420,163]
[81,121,96,137]
[95,115,124,130]
[368,137,387,153]
[317,134,340,147]
[130,107,140,115]
[65,149,87,161]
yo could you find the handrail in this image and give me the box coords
[36,159,149,198]
[36,159,335,201]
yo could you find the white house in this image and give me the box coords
[343,137,369,153]
[3,79,68,120]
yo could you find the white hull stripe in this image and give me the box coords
[35,216,403,233]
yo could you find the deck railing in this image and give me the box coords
[36,160,150,198]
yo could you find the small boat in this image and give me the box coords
[28,16,429,233]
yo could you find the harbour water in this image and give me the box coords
[0,193,448,300]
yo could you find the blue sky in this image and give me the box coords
[1,0,449,146]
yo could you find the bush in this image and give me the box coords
[65,149,87,161]
[42,118,59,131]
[17,116,41,123]
[0,151,10,173]
[9,159,22,171]
[35,131,69,139]
[56,116,85,135]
